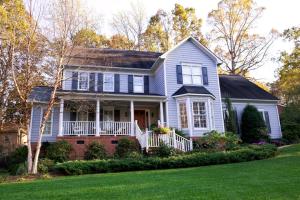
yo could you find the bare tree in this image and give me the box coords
[111,0,147,50]
[208,0,278,75]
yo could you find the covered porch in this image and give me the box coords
[57,95,167,137]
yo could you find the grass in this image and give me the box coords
[0,144,300,200]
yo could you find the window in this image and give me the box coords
[258,109,266,121]
[192,101,207,128]
[134,76,144,93]
[182,64,202,85]
[179,102,188,128]
[103,74,114,92]
[78,72,89,90]
[42,109,52,135]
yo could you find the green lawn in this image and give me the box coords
[0,145,300,200]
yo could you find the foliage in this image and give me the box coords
[280,103,300,143]
[125,151,143,160]
[208,0,277,75]
[153,127,171,134]
[175,129,186,137]
[54,144,277,175]
[277,26,300,104]
[5,145,28,174]
[109,34,135,50]
[38,158,55,174]
[45,141,72,163]
[72,28,109,48]
[115,138,140,158]
[193,131,241,152]
[152,142,177,158]
[224,98,238,134]
[241,105,269,143]
[84,142,107,160]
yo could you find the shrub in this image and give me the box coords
[54,144,277,176]
[241,105,269,143]
[115,138,140,158]
[280,103,300,143]
[38,158,55,174]
[153,127,170,134]
[45,140,72,162]
[6,145,28,174]
[125,151,143,159]
[193,131,241,152]
[152,142,177,157]
[84,142,107,160]
[224,98,238,134]
[174,129,186,137]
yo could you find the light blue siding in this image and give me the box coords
[30,105,58,143]
[164,40,225,136]
[63,70,73,90]
[150,63,165,95]
[231,101,282,139]
[120,74,128,93]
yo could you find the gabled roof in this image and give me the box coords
[172,86,215,98]
[219,75,278,101]
[28,86,53,102]
[160,36,222,64]
[64,48,162,69]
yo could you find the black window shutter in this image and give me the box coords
[71,72,78,90]
[97,73,103,92]
[176,65,183,84]
[202,67,208,85]
[114,74,120,93]
[89,73,95,91]
[128,75,133,93]
[264,111,271,134]
[144,76,149,94]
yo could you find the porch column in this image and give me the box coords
[159,101,164,126]
[96,98,100,136]
[130,100,134,136]
[58,99,64,136]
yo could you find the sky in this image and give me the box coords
[81,0,300,82]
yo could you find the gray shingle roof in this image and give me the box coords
[28,86,53,102]
[219,75,278,100]
[172,86,215,97]
[65,48,162,69]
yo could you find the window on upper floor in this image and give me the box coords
[182,64,202,85]
[103,73,114,92]
[192,101,207,129]
[133,75,144,93]
[78,72,89,90]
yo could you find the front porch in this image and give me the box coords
[58,99,167,137]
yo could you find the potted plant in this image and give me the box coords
[153,126,171,134]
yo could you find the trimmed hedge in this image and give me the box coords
[54,144,277,175]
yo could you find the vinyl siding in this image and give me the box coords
[30,105,58,143]
[150,63,165,95]
[231,101,282,139]
[63,70,73,90]
[120,74,128,93]
[164,41,224,136]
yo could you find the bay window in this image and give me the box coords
[192,101,207,128]
[179,102,188,128]
[103,73,114,92]
[78,72,88,90]
[134,75,144,93]
[182,64,202,85]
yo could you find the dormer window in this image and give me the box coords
[133,75,144,93]
[103,73,114,92]
[78,72,89,90]
[182,64,202,85]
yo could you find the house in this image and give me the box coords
[28,36,282,159]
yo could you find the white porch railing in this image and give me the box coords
[63,121,131,136]
[135,120,148,150]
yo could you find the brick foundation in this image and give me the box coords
[57,136,137,160]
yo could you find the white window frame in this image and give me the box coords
[192,100,208,130]
[258,109,266,121]
[78,72,89,91]
[40,107,53,136]
[103,73,114,92]
[182,63,202,85]
[178,101,188,129]
[133,75,144,93]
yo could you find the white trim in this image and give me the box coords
[40,107,53,136]
[258,109,266,121]
[181,63,203,86]
[29,106,34,139]
[173,93,216,99]
[160,36,221,63]
[133,75,144,93]
[275,105,282,137]
[177,100,188,130]
[77,72,89,91]
[103,73,115,92]
[186,97,193,136]
[191,100,209,130]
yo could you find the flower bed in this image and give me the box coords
[54,144,277,175]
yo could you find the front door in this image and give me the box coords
[134,110,146,129]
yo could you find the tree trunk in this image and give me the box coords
[27,121,33,173]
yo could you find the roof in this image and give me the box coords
[219,75,278,101]
[28,86,53,102]
[172,86,215,98]
[64,48,162,69]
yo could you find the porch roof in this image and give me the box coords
[172,86,215,98]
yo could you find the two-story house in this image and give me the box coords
[29,37,282,158]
